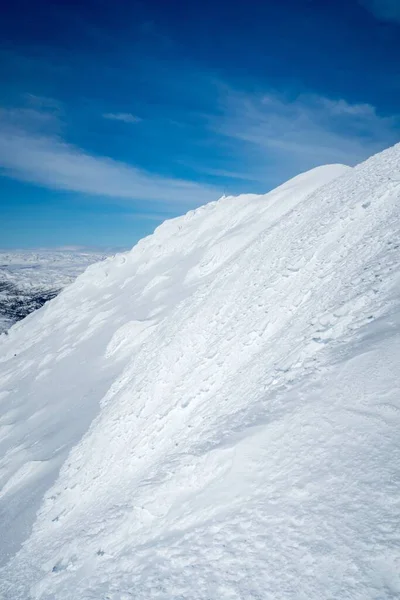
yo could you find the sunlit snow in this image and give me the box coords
[0,148,399,599]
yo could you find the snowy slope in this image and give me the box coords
[0,250,110,333]
[0,150,400,599]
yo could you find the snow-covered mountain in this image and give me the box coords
[1,146,399,599]
[0,250,110,333]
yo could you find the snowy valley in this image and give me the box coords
[0,250,110,333]
[0,145,399,599]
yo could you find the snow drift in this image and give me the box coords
[0,146,399,599]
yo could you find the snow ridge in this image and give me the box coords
[0,149,400,599]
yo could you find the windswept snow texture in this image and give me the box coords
[1,152,400,599]
[0,250,109,333]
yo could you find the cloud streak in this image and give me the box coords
[0,108,220,206]
[210,88,399,186]
[103,112,142,124]
[0,84,398,205]
[359,0,400,23]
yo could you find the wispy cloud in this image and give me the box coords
[24,94,63,111]
[175,159,266,183]
[0,82,399,205]
[359,0,400,23]
[103,112,142,124]
[209,87,399,186]
[0,107,220,206]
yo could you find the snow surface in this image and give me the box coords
[0,151,399,599]
[0,250,110,333]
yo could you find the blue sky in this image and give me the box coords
[0,0,399,249]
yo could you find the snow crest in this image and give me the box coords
[1,151,400,599]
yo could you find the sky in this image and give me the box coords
[0,0,399,249]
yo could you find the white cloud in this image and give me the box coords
[317,98,378,117]
[175,159,265,183]
[0,109,220,206]
[359,0,400,23]
[24,94,63,111]
[0,106,59,132]
[210,89,399,185]
[103,112,142,124]
[1,85,398,205]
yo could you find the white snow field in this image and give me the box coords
[0,249,110,333]
[0,145,400,599]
